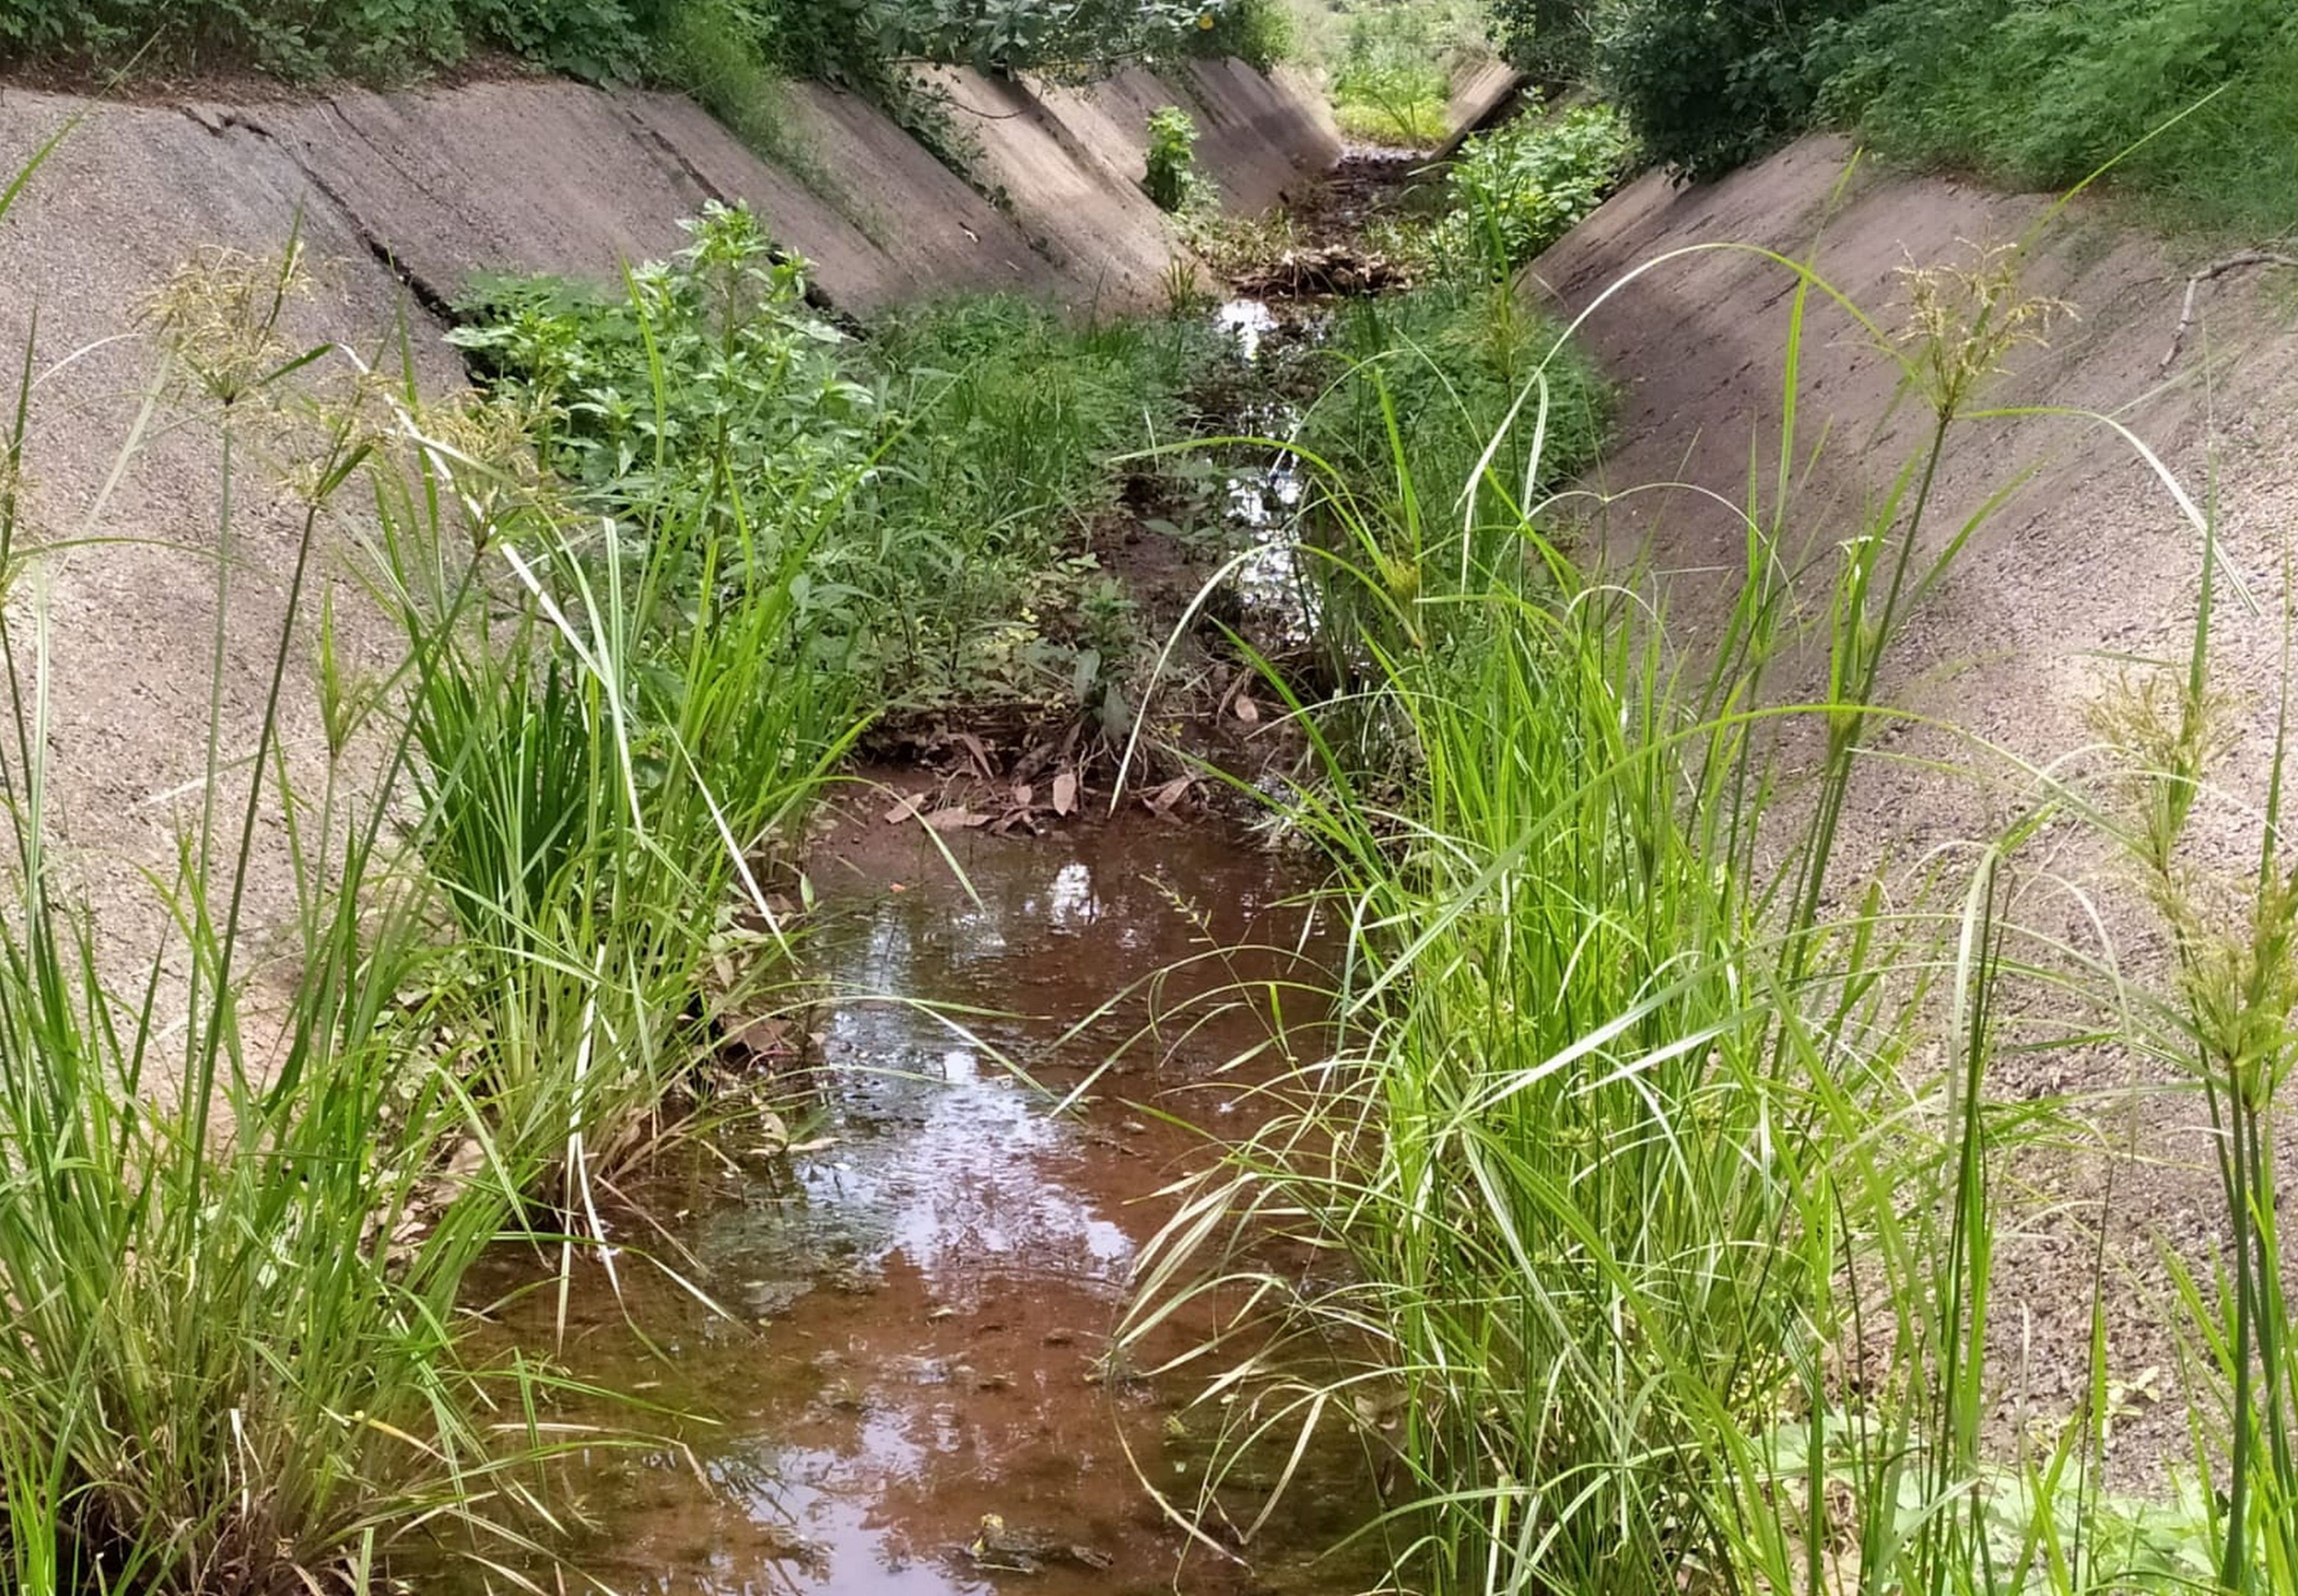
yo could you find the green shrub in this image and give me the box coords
[0,0,1284,93]
[0,0,654,79]
[1487,0,1598,82]
[454,216,1225,714]
[1432,100,1636,278]
[1596,0,1877,181]
[449,203,875,548]
[1145,104,1201,213]
[1821,0,2298,236]
[783,0,1269,80]
[1328,3,1454,147]
[1190,0,1292,72]
[1590,0,2297,232]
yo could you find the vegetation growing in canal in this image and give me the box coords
[1127,241,2292,1596]
[1284,0,1491,146]
[1145,105,1202,214]
[11,23,2294,1593]
[0,147,873,1591]
[1430,100,1635,278]
[454,207,1228,718]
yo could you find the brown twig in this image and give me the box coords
[2159,251,2298,373]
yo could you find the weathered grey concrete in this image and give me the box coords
[0,57,1336,999]
[1033,61,1338,219]
[1,86,442,996]
[935,66,1180,307]
[775,79,1060,301]
[1176,57,1341,192]
[1438,57,1525,155]
[612,90,913,310]
[186,59,1334,315]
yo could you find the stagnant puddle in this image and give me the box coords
[457,812,1385,1596]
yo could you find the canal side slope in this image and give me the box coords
[1530,132,2298,1484]
[0,59,1335,1002]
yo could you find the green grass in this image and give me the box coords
[1583,0,2298,241]
[1286,278,1609,660]
[1284,0,1491,147]
[1429,100,1637,278]
[1123,232,2298,1596]
[850,292,1219,712]
[0,137,856,1593]
[0,165,576,1591]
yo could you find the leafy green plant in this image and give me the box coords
[449,203,876,584]
[1432,100,1636,278]
[0,142,608,1595]
[1332,57,1448,146]
[1190,0,1291,72]
[1487,0,1598,82]
[1594,0,1879,181]
[453,216,1225,717]
[1145,103,1201,213]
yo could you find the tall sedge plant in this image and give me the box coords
[0,136,857,1590]
[367,253,866,1287]
[1120,230,2192,1596]
[2085,518,2298,1595]
[0,168,584,1590]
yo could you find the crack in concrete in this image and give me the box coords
[176,98,456,324]
[611,96,732,211]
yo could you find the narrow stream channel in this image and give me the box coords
[459,809,1385,1596]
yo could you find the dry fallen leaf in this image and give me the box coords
[1145,775,1194,815]
[882,793,926,825]
[1052,770,1079,816]
[1012,783,1034,809]
[925,806,987,832]
[1233,693,1260,725]
[951,730,996,781]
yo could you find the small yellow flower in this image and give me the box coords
[1198,10,1215,27]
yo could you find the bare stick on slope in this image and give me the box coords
[2160,252,2298,373]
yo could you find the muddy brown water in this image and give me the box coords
[449,811,1390,1596]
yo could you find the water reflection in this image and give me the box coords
[453,820,1372,1596]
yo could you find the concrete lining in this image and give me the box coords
[1438,57,1526,156]
[935,67,1178,308]
[0,56,1335,983]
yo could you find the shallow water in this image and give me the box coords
[457,815,1385,1596]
